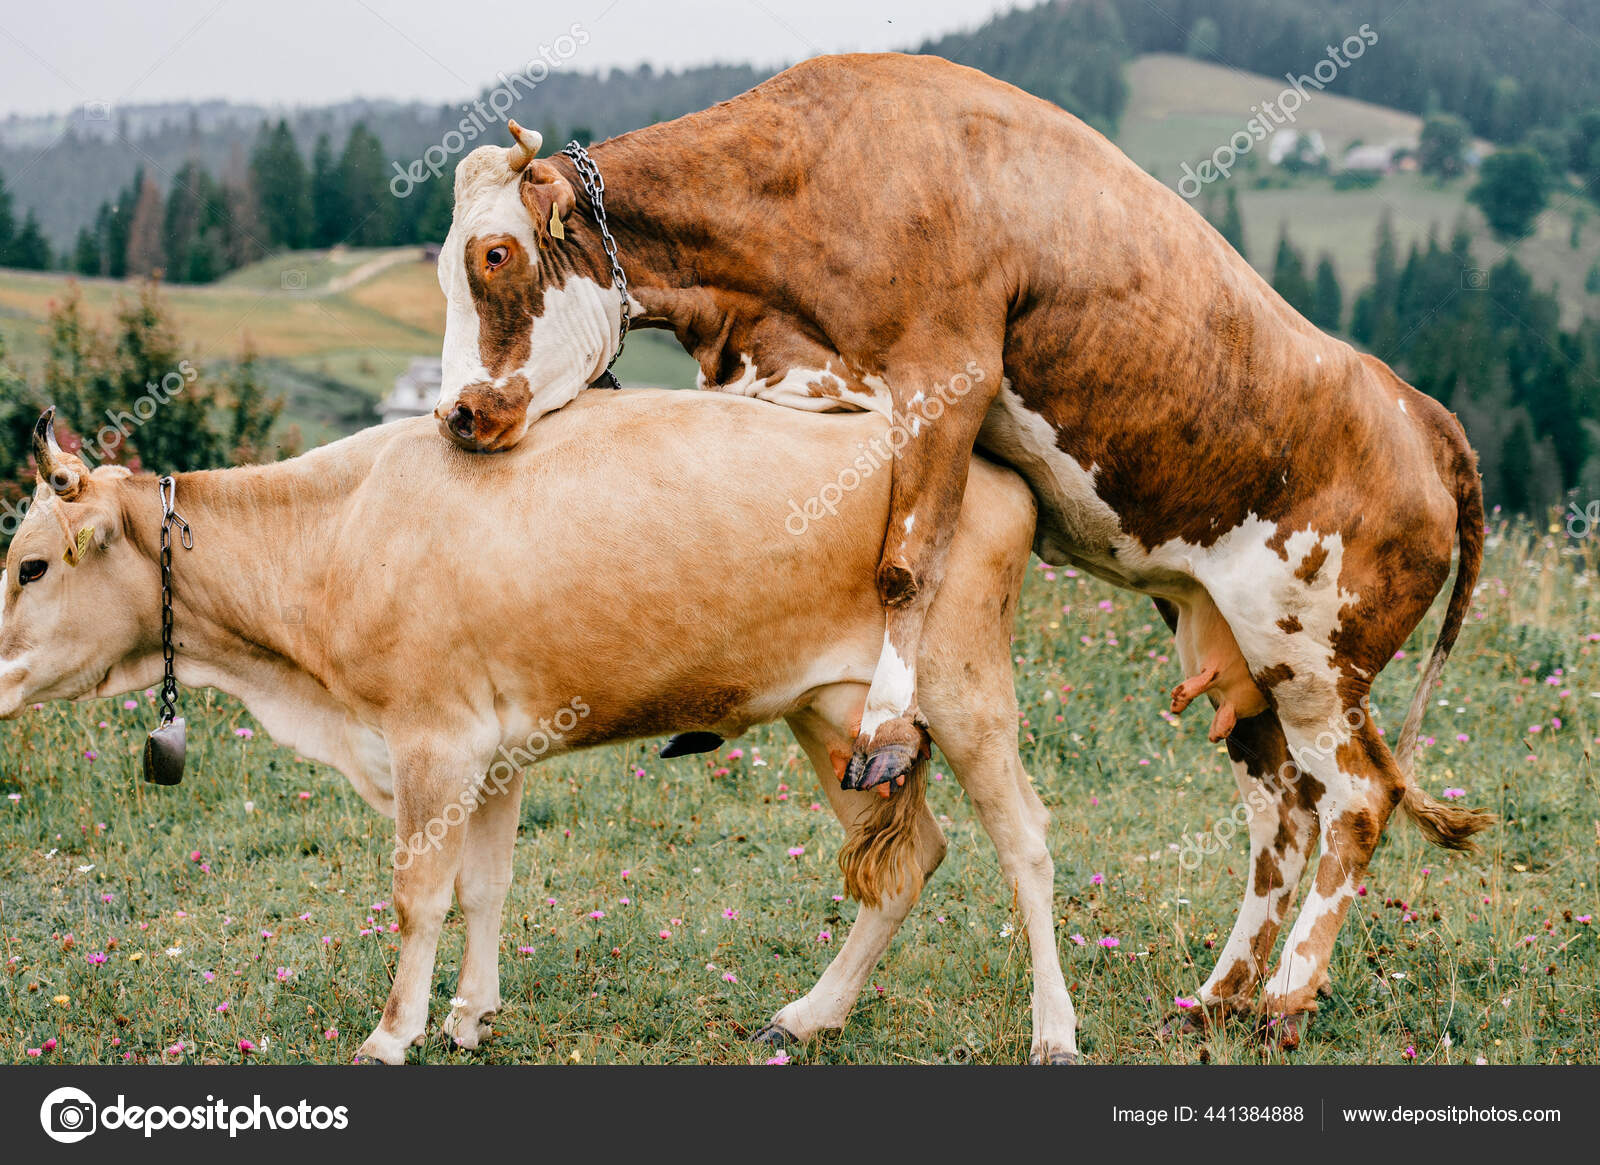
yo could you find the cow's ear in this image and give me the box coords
[520,160,576,242]
[62,511,118,567]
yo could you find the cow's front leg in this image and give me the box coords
[844,357,999,792]
[444,767,525,1051]
[357,739,489,1065]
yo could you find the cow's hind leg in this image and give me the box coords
[443,768,525,1051]
[1259,694,1398,1048]
[758,691,946,1052]
[1180,710,1317,1028]
[931,709,1078,1063]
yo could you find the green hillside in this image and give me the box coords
[1123,55,1600,328]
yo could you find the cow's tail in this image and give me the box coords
[1394,410,1495,852]
[839,751,929,908]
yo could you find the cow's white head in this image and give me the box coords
[0,412,157,720]
[434,122,625,452]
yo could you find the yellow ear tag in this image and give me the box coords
[65,526,93,566]
[549,204,565,240]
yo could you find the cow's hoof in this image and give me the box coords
[355,1031,412,1064]
[843,743,918,792]
[843,714,929,791]
[751,1023,797,1049]
[1029,1049,1081,1065]
[1259,1011,1309,1052]
[1158,1015,1196,1041]
[443,1009,494,1051]
[661,731,724,758]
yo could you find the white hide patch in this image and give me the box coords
[859,629,916,737]
[980,381,1358,705]
[978,381,1124,567]
[701,355,891,418]
[1267,868,1355,1000]
[1148,519,1358,718]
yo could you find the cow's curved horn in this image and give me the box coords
[33,407,84,499]
[505,119,543,172]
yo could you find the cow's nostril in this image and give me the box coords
[447,404,475,440]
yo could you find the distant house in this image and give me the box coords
[381,357,442,425]
[1343,143,1398,174]
[1268,128,1325,168]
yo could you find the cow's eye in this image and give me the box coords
[485,245,510,270]
[18,559,47,586]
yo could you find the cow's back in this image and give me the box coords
[321,392,1033,743]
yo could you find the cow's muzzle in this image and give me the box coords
[0,660,28,722]
[435,379,532,453]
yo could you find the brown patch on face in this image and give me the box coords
[464,235,538,378]
[1276,614,1302,634]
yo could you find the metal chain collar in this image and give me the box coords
[559,142,629,387]
[156,475,192,727]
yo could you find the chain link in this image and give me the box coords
[559,142,629,384]
[156,476,192,727]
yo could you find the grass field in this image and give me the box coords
[0,516,1594,1066]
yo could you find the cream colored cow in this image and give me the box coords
[0,390,1075,1064]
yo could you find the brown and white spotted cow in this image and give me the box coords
[434,53,1493,1040]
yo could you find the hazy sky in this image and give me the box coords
[0,0,1015,117]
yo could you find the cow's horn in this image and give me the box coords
[33,407,84,499]
[505,119,543,172]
